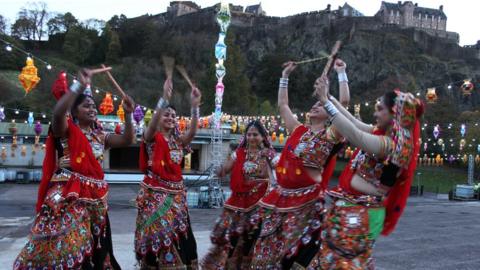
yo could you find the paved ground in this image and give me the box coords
[1,184,480,269]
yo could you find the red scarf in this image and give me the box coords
[139,132,182,182]
[36,119,105,212]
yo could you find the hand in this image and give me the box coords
[163,78,173,101]
[191,86,202,108]
[122,95,135,114]
[334,59,346,73]
[281,61,297,78]
[77,68,93,86]
[314,75,329,104]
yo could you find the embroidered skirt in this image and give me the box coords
[13,182,120,270]
[201,206,262,270]
[250,194,325,269]
[134,183,198,269]
[307,195,385,270]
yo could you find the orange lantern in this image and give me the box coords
[18,57,41,94]
[179,117,187,132]
[1,146,6,161]
[475,155,480,165]
[116,102,125,122]
[271,132,277,142]
[461,79,474,96]
[99,92,114,115]
[425,88,437,104]
[279,133,285,144]
[435,154,442,166]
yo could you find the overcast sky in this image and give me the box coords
[0,0,478,45]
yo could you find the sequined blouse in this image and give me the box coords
[146,135,184,166]
[292,126,342,170]
[231,150,269,180]
[57,127,108,168]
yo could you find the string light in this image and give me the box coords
[15,110,19,114]
[46,64,52,70]
[113,96,118,101]
[5,44,12,51]
[42,114,46,118]
[95,89,100,94]
[448,85,452,89]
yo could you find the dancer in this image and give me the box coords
[202,120,277,269]
[308,76,423,269]
[14,68,135,270]
[250,59,349,269]
[135,77,201,269]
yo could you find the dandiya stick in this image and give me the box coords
[312,40,342,98]
[100,64,127,98]
[175,65,195,89]
[88,66,112,75]
[162,55,175,79]
[295,51,329,65]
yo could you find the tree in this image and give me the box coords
[83,18,105,34]
[62,25,95,64]
[47,12,78,35]
[11,2,49,41]
[0,15,7,34]
[106,30,121,64]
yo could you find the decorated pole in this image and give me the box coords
[208,2,231,208]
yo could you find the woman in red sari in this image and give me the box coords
[250,60,349,269]
[135,78,202,269]
[14,68,136,270]
[309,76,424,269]
[202,120,277,269]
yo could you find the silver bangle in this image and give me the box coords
[191,107,200,119]
[324,100,339,118]
[279,78,289,88]
[70,81,82,93]
[338,72,348,83]
[156,98,169,109]
[126,113,133,123]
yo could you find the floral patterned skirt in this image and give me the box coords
[13,182,120,270]
[250,199,325,269]
[307,198,385,270]
[134,184,198,269]
[201,206,262,270]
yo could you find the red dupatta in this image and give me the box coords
[139,132,183,182]
[36,119,105,212]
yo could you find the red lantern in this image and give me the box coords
[115,123,122,134]
[99,92,114,115]
[461,79,474,96]
[425,88,437,104]
[52,71,68,100]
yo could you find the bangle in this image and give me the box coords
[324,100,339,118]
[279,78,289,88]
[191,107,200,119]
[337,72,348,83]
[70,81,82,93]
[125,113,133,122]
[156,97,169,109]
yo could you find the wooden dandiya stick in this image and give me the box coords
[175,65,195,89]
[312,40,342,98]
[295,51,329,65]
[87,66,112,75]
[100,64,127,98]
[162,55,175,79]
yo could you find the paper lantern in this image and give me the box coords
[133,105,144,125]
[475,155,480,165]
[425,88,437,104]
[477,144,480,153]
[423,142,428,152]
[114,123,122,134]
[433,124,440,139]
[1,146,6,161]
[462,154,468,163]
[460,139,466,150]
[435,154,442,166]
[460,79,474,96]
[99,92,114,115]
[144,109,153,126]
[354,104,361,119]
[27,112,34,126]
[179,117,187,132]
[21,145,27,157]
[279,133,285,144]
[0,106,5,122]
[448,155,455,164]
[34,121,42,136]
[460,124,466,137]
[18,57,41,94]
[116,102,125,122]
[52,71,68,100]
[271,132,277,142]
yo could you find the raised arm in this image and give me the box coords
[217,151,236,177]
[333,59,350,107]
[179,86,201,146]
[144,78,173,142]
[316,76,388,157]
[330,97,374,133]
[278,61,301,133]
[105,95,135,148]
[52,69,91,138]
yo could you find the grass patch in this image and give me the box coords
[331,160,470,194]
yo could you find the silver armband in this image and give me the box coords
[69,81,82,93]
[279,78,289,88]
[191,107,200,119]
[337,72,348,83]
[324,100,339,118]
[156,98,169,109]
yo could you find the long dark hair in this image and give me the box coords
[238,120,271,149]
